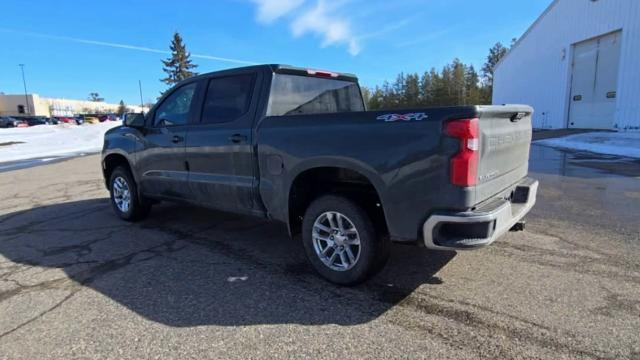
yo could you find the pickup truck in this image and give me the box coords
[102,64,538,285]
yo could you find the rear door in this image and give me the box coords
[184,71,263,215]
[136,81,198,199]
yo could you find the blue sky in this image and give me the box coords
[0,0,551,105]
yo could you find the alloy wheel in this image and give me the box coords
[311,211,361,271]
[112,176,131,213]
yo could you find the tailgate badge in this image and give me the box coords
[377,112,428,122]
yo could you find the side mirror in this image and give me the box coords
[124,113,145,128]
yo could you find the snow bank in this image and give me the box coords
[0,121,122,163]
[535,132,640,159]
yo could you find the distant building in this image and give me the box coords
[0,94,147,117]
[493,0,640,130]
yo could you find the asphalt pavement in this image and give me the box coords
[0,145,639,359]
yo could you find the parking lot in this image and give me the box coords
[0,144,639,359]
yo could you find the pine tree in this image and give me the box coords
[391,73,406,108]
[364,53,499,109]
[161,32,198,91]
[420,68,438,106]
[480,42,510,104]
[451,59,466,105]
[464,65,482,105]
[481,42,508,88]
[403,73,420,107]
[368,87,384,110]
[116,100,127,116]
[435,65,453,106]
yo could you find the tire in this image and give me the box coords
[301,195,389,285]
[108,166,151,221]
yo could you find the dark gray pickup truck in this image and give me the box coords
[102,64,538,284]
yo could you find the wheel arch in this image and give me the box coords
[102,152,135,190]
[285,161,389,239]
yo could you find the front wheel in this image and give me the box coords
[109,166,151,221]
[301,195,389,285]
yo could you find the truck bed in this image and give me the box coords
[256,104,533,242]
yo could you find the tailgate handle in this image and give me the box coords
[510,112,526,122]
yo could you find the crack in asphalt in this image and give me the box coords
[0,236,186,339]
[0,290,78,340]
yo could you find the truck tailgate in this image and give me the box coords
[475,105,533,203]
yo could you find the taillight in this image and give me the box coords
[444,118,479,187]
[306,69,339,78]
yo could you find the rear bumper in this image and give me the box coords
[422,177,538,250]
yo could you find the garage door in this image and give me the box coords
[568,31,621,129]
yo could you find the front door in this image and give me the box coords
[568,31,621,129]
[136,82,198,199]
[185,72,262,215]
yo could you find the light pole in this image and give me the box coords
[18,64,30,115]
[138,80,144,113]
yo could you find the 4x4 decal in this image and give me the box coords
[376,112,428,122]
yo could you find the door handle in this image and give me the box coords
[172,135,184,143]
[228,134,248,144]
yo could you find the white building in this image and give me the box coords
[0,94,148,117]
[493,0,640,130]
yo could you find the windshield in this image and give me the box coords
[266,74,364,116]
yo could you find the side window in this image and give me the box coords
[201,74,254,124]
[154,82,197,126]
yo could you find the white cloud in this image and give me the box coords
[290,1,360,55]
[250,0,411,56]
[251,0,305,24]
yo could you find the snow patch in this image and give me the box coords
[535,132,640,159]
[0,122,122,163]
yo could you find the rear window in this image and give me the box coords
[266,74,364,116]
[201,74,254,124]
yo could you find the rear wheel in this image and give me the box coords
[109,166,151,221]
[301,195,389,285]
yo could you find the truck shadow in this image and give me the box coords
[0,198,455,327]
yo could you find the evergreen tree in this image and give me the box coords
[368,87,384,110]
[391,73,406,108]
[451,59,466,105]
[161,32,198,91]
[481,42,509,88]
[435,64,453,106]
[464,65,481,105]
[365,55,498,109]
[419,69,435,106]
[403,73,420,107]
[116,100,127,116]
